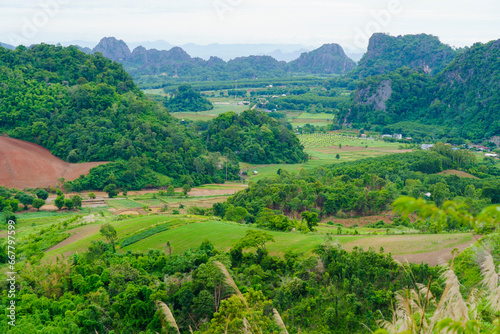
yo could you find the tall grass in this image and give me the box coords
[155,300,180,334]
[379,252,500,333]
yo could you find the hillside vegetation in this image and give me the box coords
[0,44,239,189]
[345,39,500,140]
[205,110,309,164]
[0,45,310,190]
[351,33,457,78]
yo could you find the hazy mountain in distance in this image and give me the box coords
[58,38,314,62]
[260,48,310,62]
[345,52,364,62]
[57,40,97,48]
[128,40,175,51]
[0,42,15,50]
[93,37,131,61]
[289,43,356,74]
[92,37,355,81]
[178,43,311,61]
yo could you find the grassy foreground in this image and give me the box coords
[38,214,475,265]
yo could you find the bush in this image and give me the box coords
[54,195,65,210]
[35,189,49,200]
[64,199,74,210]
[32,198,46,211]
[187,206,206,215]
[167,185,175,196]
[172,210,180,215]
[103,184,118,198]
[71,195,82,208]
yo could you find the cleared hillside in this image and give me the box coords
[0,136,106,189]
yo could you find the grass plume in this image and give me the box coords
[431,264,469,327]
[155,300,180,334]
[213,261,246,304]
[481,253,500,312]
[272,308,289,334]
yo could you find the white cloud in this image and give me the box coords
[0,0,498,49]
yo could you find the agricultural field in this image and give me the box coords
[243,133,414,180]
[25,209,476,267]
[289,112,336,127]
[170,100,251,121]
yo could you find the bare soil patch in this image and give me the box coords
[321,212,395,227]
[393,235,482,266]
[0,137,107,189]
[46,224,102,252]
[438,170,479,179]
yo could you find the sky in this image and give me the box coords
[0,0,499,51]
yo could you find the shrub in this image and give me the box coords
[64,199,74,210]
[71,195,82,208]
[35,189,49,200]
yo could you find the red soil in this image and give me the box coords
[0,137,107,189]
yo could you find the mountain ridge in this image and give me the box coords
[91,37,355,80]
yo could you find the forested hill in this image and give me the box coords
[350,33,457,78]
[344,39,500,140]
[0,44,240,189]
[205,110,309,164]
[90,37,354,80]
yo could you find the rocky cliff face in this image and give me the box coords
[289,43,356,74]
[352,33,457,77]
[354,79,393,111]
[93,37,131,62]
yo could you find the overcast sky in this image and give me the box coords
[1,0,499,51]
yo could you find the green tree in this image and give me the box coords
[100,223,117,252]
[236,229,275,253]
[32,198,45,211]
[64,199,74,210]
[103,184,118,198]
[301,211,320,230]
[167,185,175,196]
[35,189,49,200]
[431,182,451,207]
[18,193,34,210]
[213,203,226,218]
[88,192,96,199]
[182,184,191,196]
[54,195,65,210]
[71,195,82,208]
[224,205,248,223]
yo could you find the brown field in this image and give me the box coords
[343,234,481,266]
[321,212,396,227]
[46,224,102,253]
[0,137,107,189]
[438,169,479,179]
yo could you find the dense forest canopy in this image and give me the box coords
[163,84,213,112]
[204,110,309,164]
